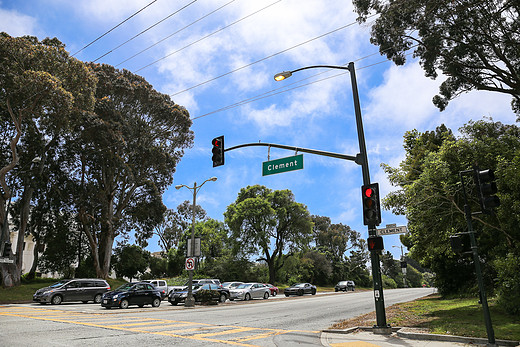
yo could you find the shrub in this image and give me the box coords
[196,289,219,305]
[495,253,520,315]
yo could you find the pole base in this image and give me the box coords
[184,296,195,308]
[372,326,393,335]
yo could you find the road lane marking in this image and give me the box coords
[0,306,320,346]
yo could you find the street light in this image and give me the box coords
[274,62,389,332]
[175,176,217,307]
[393,245,407,288]
[1,156,41,257]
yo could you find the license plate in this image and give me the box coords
[102,299,108,304]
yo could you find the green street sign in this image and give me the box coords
[262,154,303,176]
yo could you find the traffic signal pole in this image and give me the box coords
[460,169,496,345]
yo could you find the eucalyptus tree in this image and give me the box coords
[0,33,96,287]
[353,0,520,115]
[65,63,194,279]
[225,185,313,284]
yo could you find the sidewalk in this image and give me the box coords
[320,327,520,347]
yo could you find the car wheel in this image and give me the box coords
[152,298,161,307]
[311,289,317,295]
[94,294,103,304]
[272,291,277,297]
[285,294,289,297]
[170,301,178,306]
[82,301,89,304]
[51,295,63,305]
[219,294,227,303]
[335,289,338,292]
[245,293,251,301]
[120,299,129,309]
[105,306,111,309]
[298,290,303,296]
[263,292,269,299]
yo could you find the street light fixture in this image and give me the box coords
[175,176,217,307]
[274,62,389,332]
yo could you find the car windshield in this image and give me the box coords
[192,284,203,290]
[49,280,70,288]
[236,283,252,289]
[293,283,305,287]
[115,283,135,291]
[338,281,348,285]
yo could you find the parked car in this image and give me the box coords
[168,283,229,305]
[33,278,110,305]
[169,278,221,293]
[264,283,279,296]
[101,282,162,309]
[229,283,270,301]
[284,283,317,296]
[335,280,355,292]
[221,281,243,289]
[142,279,169,299]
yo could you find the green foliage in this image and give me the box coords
[353,0,520,115]
[381,275,397,289]
[494,253,520,315]
[112,244,150,281]
[224,185,313,284]
[383,119,520,297]
[194,289,218,304]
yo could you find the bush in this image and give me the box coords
[495,253,520,315]
[196,289,219,305]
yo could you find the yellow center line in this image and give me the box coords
[191,326,257,338]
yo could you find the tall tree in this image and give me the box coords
[383,120,520,298]
[67,63,193,279]
[225,185,313,284]
[0,33,96,287]
[353,0,520,115]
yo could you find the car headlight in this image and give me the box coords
[180,293,187,298]
[113,294,119,299]
[42,290,54,295]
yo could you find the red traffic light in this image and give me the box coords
[364,187,374,198]
[361,183,381,226]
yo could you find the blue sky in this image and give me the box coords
[1,0,517,260]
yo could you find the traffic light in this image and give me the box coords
[211,136,224,167]
[450,233,471,254]
[2,242,12,257]
[361,183,381,226]
[367,236,384,251]
[474,169,500,213]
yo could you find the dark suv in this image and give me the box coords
[334,280,355,292]
[33,279,110,305]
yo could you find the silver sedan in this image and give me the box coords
[229,283,270,301]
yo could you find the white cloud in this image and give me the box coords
[0,7,38,36]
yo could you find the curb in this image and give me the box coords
[322,326,520,347]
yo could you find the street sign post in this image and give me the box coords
[262,154,303,176]
[376,225,407,236]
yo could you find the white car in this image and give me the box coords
[229,283,270,301]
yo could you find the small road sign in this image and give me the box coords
[262,154,303,176]
[0,257,14,264]
[376,225,407,236]
[185,257,195,271]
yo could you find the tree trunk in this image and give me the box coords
[26,236,40,280]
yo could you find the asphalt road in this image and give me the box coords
[0,287,435,346]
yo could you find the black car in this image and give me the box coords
[168,283,229,305]
[335,280,355,292]
[101,282,162,309]
[284,283,317,296]
[33,278,110,305]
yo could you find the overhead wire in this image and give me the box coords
[93,0,198,62]
[71,0,158,57]
[115,0,238,68]
[134,0,282,73]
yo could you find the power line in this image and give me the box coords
[71,0,158,57]
[115,0,238,68]
[93,0,198,62]
[169,18,371,97]
[134,0,282,73]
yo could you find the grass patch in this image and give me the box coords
[330,294,520,342]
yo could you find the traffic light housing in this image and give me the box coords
[2,242,12,257]
[367,235,384,251]
[211,136,224,167]
[450,232,471,254]
[362,183,381,226]
[474,169,500,213]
